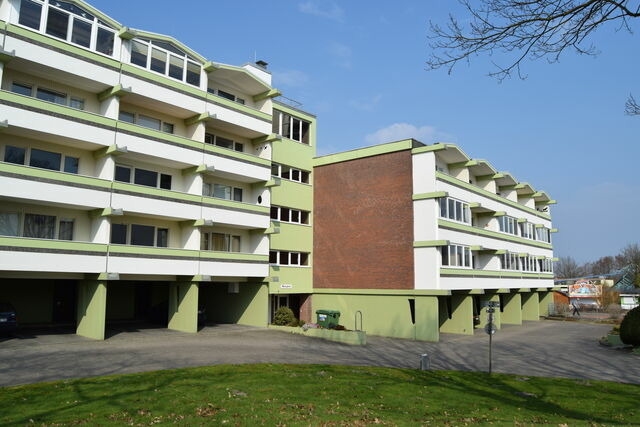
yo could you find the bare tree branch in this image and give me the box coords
[427,0,640,81]
[626,94,640,115]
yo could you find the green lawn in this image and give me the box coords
[1,364,638,425]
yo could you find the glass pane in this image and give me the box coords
[23,214,56,239]
[4,146,26,165]
[18,0,42,30]
[63,156,79,173]
[216,136,233,149]
[0,213,20,236]
[36,88,67,105]
[45,7,69,39]
[235,98,245,105]
[186,61,200,86]
[301,211,309,224]
[134,168,158,187]
[70,97,84,110]
[456,246,463,267]
[71,18,91,47]
[137,114,161,130]
[234,142,243,152]
[230,236,240,252]
[280,208,290,222]
[301,171,310,183]
[271,164,279,176]
[110,223,127,244]
[200,233,209,250]
[300,253,309,266]
[291,210,300,223]
[202,183,211,197]
[463,205,469,223]
[114,165,131,182]
[447,199,454,220]
[58,219,74,240]
[464,248,471,267]
[291,118,301,141]
[118,111,135,123]
[11,82,32,96]
[204,133,214,145]
[272,110,281,134]
[270,206,279,220]
[292,169,300,181]
[455,201,462,221]
[168,55,183,80]
[159,174,171,190]
[130,40,148,67]
[55,0,94,20]
[439,198,447,217]
[213,184,231,199]
[212,233,227,251]
[156,228,168,247]
[217,90,235,101]
[233,188,242,202]
[96,27,114,56]
[162,123,174,134]
[281,166,290,180]
[150,48,166,73]
[301,121,310,144]
[131,224,154,246]
[30,148,61,171]
[290,252,299,265]
[269,251,277,264]
[281,113,291,139]
[279,251,289,265]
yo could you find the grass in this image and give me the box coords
[1,364,639,426]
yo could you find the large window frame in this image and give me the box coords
[520,221,535,240]
[536,227,551,243]
[110,223,169,247]
[497,215,518,236]
[17,0,116,57]
[269,250,310,266]
[204,132,244,152]
[200,232,241,252]
[271,162,310,184]
[499,252,519,271]
[439,197,471,224]
[3,144,79,174]
[0,211,75,241]
[441,244,472,268]
[118,110,174,134]
[272,110,311,144]
[11,81,85,110]
[128,37,202,87]
[202,182,243,202]
[270,206,310,225]
[114,164,172,190]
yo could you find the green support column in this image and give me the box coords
[500,292,522,325]
[521,292,540,321]
[538,291,553,317]
[478,292,502,330]
[168,282,199,333]
[415,296,439,342]
[76,280,107,340]
[439,294,474,335]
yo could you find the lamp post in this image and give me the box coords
[484,301,499,374]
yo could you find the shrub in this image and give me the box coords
[620,306,640,346]
[273,306,295,326]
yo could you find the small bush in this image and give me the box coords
[620,306,640,346]
[273,306,295,326]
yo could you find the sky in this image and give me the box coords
[89,0,640,264]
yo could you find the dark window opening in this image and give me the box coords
[408,299,416,325]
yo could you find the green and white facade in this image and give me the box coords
[0,0,315,339]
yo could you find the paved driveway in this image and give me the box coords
[0,320,637,387]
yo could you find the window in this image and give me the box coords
[204,133,244,152]
[36,87,66,105]
[438,197,470,224]
[58,218,74,241]
[23,214,56,239]
[498,215,517,235]
[521,255,537,272]
[270,206,310,225]
[18,0,42,30]
[69,97,84,110]
[129,38,202,87]
[536,227,551,243]
[500,252,519,271]
[271,163,310,184]
[214,89,245,105]
[111,223,168,247]
[204,183,243,202]
[18,0,115,56]
[11,82,32,96]
[441,244,472,268]
[63,156,79,174]
[115,165,172,190]
[4,146,26,165]
[118,111,173,134]
[538,258,553,273]
[201,232,241,252]
[273,110,311,144]
[269,250,309,266]
[520,222,535,240]
[29,148,61,171]
[0,213,20,237]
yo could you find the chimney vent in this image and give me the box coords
[255,60,268,69]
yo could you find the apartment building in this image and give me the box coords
[0,0,315,339]
[313,140,557,341]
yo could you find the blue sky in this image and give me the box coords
[90,0,640,264]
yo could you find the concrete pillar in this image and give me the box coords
[439,294,474,335]
[521,292,540,321]
[95,155,116,181]
[538,291,553,317]
[90,216,111,244]
[168,282,199,333]
[99,96,120,119]
[416,296,439,342]
[478,292,502,330]
[235,283,269,327]
[501,292,522,325]
[76,280,107,340]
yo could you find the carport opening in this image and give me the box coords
[106,282,169,331]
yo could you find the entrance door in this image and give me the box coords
[270,294,289,322]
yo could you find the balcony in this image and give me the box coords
[201,196,270,229]
[200,251,269,277]
[439,268,554,291]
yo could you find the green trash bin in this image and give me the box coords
[316,310,340,329]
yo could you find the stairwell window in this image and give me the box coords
[441,244,472,268]
[272,110,310,144]
[270,206,310,225]
[269,250,309,266]
[439,197,470,224]
[271,163,310,184]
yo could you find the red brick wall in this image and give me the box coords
[313,150,414,289]
[299,294,312,323]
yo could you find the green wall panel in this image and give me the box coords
[269,266,313,294]
[272,139,315,171]
[271,180,313,211]
[168,282,199,333]
[200,282,268,327]
[501,293,522,325]
[539,291,553,317]
[521,292,540,321]
[76,280,107,340]
[270,223,313,252]
[439,294,474,335]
